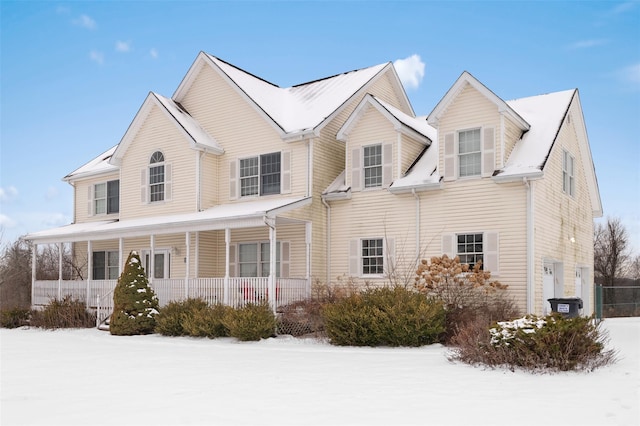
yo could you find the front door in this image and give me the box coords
[143,249,170,279]
[543,263,555,315]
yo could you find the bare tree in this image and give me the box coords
[0,239,32,309]
[594,217,630,287]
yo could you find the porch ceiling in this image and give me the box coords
[24,197,312,244]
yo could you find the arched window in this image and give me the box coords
[149,151,165,202]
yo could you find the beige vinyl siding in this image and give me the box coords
[502,116,524,167]
[438,84,501,179]
[532,102,595,314]
[199,153,219,209]
[401,135,427,176]
[119,105,197,220]
[73,173,120,223]
[328,176,529,312]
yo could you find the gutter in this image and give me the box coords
[412,189,420,260]
[524,177,535,314]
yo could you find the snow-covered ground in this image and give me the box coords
[1,318,638,426]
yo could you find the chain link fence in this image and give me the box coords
[595,285,640,318]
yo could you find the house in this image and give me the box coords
[25,52,601,321]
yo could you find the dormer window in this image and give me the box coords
[458,128,481,177]
[363,144,382,188]
[92,180,119,215]
[149,151,165,202]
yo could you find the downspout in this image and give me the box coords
[31,244,36,309]
[412,188,420,261]
[524,177,535,314]
[307,139,313,197]
[500,113,505,168]
[196,151,203,211]
[322,197,331,285]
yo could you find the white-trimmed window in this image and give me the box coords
[239,152,281,197]
[92,251,119,280]
[363,144,382,188]
[562,150,575,196]
[93,180,119,215]
[143,249,170,279]
[238,242,281,277]
[362,238,384,275]
[458,129,481,177]
[149,151,165,202]
[457,233,484,269]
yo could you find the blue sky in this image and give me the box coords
[1,1,639,252]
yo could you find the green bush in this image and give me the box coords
[322,286,446,347]
[110,251,160,336]
[30,296,95,329]
[451,314,617,372]
[182,303,231,338]
[223,303,277,341]
[0,307,31,328]
[155,298,208,336]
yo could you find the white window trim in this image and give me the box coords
[363,144,383,189]
[237,152,283,198]
[562,149,575,197]
[360,237,385,278]
[142,248,171,279]
[237,240,282,278]
[92,250,119,280]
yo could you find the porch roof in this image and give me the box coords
[24,197,312,244]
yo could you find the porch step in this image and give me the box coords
[97,317,110,331]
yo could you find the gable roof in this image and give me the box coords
[427,71,530,131]
[63,145,119,181]
[173,52,413,140]
[337,94,435,144]
[110,92,222,166]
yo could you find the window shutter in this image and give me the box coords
[349,239,360,276]
[229,160,237,200]
[483,231,499,275]
[441,234,455,258]
[385,237,395,275]
[140,168,148,204]
[382,143,393,188]
[482,127,495,177]
[281,241,290,278]
[229,243,237,277]
[164,163,172,201]
[281,151,291,194]
[88,185,94,216]
[443,133,455,181]
[351,148,362,192]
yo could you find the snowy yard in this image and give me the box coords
[1,318,638,426]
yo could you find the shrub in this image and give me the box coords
[277,299,325,337]
[0,307,30,328]
[155,298,209,336]
[451,314,617,372]
[29,296,95,329]
[414,255,518,343]
[322,286,446,347]
[110,251,160,336]
[182,303,231,338]
[223,303,277,341]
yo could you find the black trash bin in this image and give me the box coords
[547,297,583,318]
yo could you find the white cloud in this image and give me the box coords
[609,1,636,15]
[42,213,69,228]
[116,41,132,53]
[89,50,104,65]
[568,39,608,49]
[73,14,97,30]
[0,186,18,202]
[393,54,425,90]
[0,214,16,229]
[150,48,158,59]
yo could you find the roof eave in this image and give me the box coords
[388,182,443,194]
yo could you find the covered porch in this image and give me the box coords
[26,197,314,325]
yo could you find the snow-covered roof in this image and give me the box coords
[24,197,311,244]
[373,97,437,143]
[63,145,119,181]
[389,142,441,193]
[496,89,575,178]
[322,171,350,200]
[179,53,407,137]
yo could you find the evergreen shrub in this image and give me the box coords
[109,251,160,336]
[451,314,617,372]
[223,303,277,341]
[29,296,95,329]
[182,303,231,338]
[155,298,208,336]
[0,307,30,328]
[322,286,446,347]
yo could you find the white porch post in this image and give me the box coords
[150,235,155,284]
[185,232,191,299]
[306,222,312,298]
[87,240,92,306]
[58,242,63,300]
[269,223,276,313]
[119,237,124,275]
[224,228,230,305]
[31,243,36,308]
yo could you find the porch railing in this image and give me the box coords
[32,277,310,316]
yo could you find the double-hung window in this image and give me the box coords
[457,233,483,269]
[458,129,481,177]
[238,242,280,277]
[562,150,575,196]
[240,152,281,197]
[363,144,382,188]
[362,238,384,275]
[94,180,119,214]
[149,151,165,202]
[92,251,119,280]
